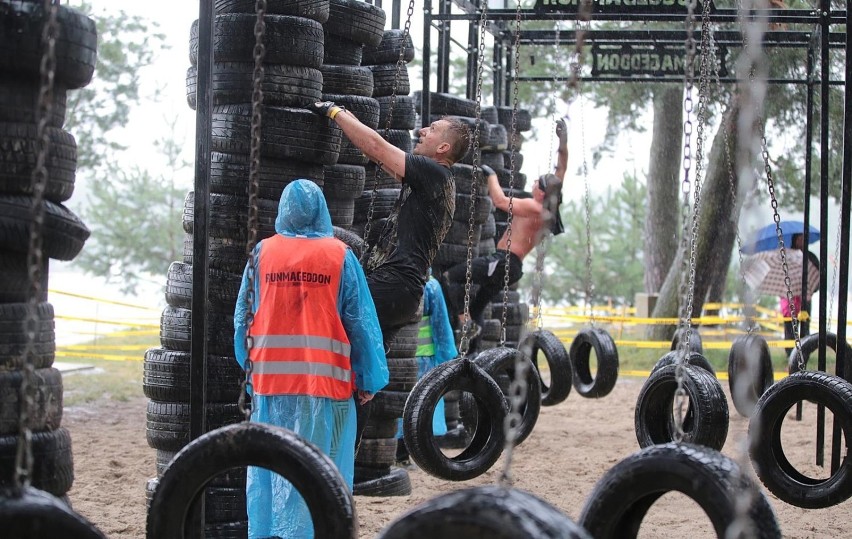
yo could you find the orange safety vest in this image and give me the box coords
[248,235,353,400]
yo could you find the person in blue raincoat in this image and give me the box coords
[234,179,388,539]
[396,271,458,463]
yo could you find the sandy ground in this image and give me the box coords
[64,376,851,538]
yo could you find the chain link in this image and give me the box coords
[579,93,594,326]
[15,0,59,491]
[458,0,488,357]
[498,0,526,487]
[238,0,268,420]
[361,0,415,262]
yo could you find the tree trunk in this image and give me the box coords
[648,99,744,341]
[643,85,683,294]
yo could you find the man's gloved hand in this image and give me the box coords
[480,164,495,177]
[307,100,343,119]
[556,117,568,146]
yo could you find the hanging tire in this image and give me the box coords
[209,152,324,199]
[0,367,63,435]
[378,485,592,539]
[579,442,781,539]
[0,2,97,89]
[143,348,244,404]
[186,63,323,109]
[333,226,366,258]
[324,0,386,47]
[475,346,541,446]
[147,422,356,539]
[403,358,507,481]
[0,195,89,261]
[728,334,774,418]
[650,350,716,377]
[634,364,729,450]
[353,466,411,496]
[788,331,852,375]
[520,329,572,406]
[320,65,374,97]
[362,29,415,65]
[211,104,342,165]
[0,486,105,539]
[212,0,330,23]
[0,428,74,496]
[0,301,55,370]
[190,14,324,68]
[570,327,619,398]
[749,370,852,509]
[671,327,704,354]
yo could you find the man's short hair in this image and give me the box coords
[441,116,471,165]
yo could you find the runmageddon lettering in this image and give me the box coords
[265,271,332,285]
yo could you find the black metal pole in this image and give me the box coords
[436,0,451,93]
[493,39,503,106]
[392,0,400,28]
[423,0,432,125]
[465,4,479,100]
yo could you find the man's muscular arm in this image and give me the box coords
[309,101,406,180]
[484,165,541,218]
[554,118,569,182]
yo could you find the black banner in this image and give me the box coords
[534,0,715,15]
[591,43,728,78]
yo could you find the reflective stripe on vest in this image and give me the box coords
[249,235,353,400]
[416,314,435,357]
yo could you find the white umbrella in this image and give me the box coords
[742,250,819,297]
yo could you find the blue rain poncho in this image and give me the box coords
[234,179,387,539]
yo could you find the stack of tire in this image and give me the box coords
[145,3,341,536]
[320,0,387,230]
[0,2,96,506]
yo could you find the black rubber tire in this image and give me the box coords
[361,419,398,440]
[353,189,400,221]
[143,348,244,404]
[209,151,324,199]
[182,191,279,242]
[671,327,704,354]
[0,251,32,303]
[579,442,781,539]
[322,94,381,129]
[496,106,532,132]
[362,29,415,66]
[353,466,412,497]
[749,370,852,509]
[481,106,499,124]
[376,95,417,130]
[387,331,418,359]
[0,301,55,370]
[433,242,477,268]
[481,123,508,152]
[0,122,77,202]
[0,427,74,496]
[382,128,413,152]
[369,64,411,98]
[454,194,492,225]
[156,450,247,488]
[0,195,89,261]
[0,2,97,89]
[443,220,481,246]
[495,169,528,191]
[183,233,247,275]
[0,80,67,128]
[0,367,62,435]
[403,358,507,481]
[502,150,524,173]
[213,0,330,22]
[378,485,592,539]
[145,401,243,452]
[158,306,235,358]
[521,329,573,406]
[354,437,397,468]
[452,164,486,196]
[323,34,363,66]
[326,197,355,228]
[190,14,324,68]
[386,357,419,392]
[323,164,366,201]
[650,350,716,377]
[634,364,729,450]
[186,63,323,109]
[788,331,852,375]
[728,334,774,418]
[412,91,477,117]
[147,422,356,539]
[0,486,105,538]
[333,225,366,258]
[320,64,374,97]
[570,327,619,398]
[475,346,541,446]
[164,261,242,313]
[488,302,529,326]
[482,320,523,342]
[364,164,400,190]
[211,104,342,165]
[324,0,386,47]
[370,390,409,420]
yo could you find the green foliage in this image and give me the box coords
[523,171,647,305]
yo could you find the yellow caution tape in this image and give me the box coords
[48,289,161,311]
[55,350,144,362]
[54,315,159,329]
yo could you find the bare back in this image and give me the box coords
[496,202,544,260]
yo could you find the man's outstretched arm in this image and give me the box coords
[309,101,407,180]
[484,165,540,218]
[554,118,569,182]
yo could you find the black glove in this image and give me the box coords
[480,164,495,177]
[307,100,339,118]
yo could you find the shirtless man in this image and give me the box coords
[441,119,567,334]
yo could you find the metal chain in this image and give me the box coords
[498,0,526,487]
[361,0,415,262]
[568,0,592,94]
[827,215,842,331]
[15,0,59,491]
[238,0,267,420]
[546,21,560,174]
[580,92,594,326]
[458,0,488,357]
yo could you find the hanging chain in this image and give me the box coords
[498,0,527,487]
[580,93,594,326]
[15,0,59,491]
[458,1,488,357]
[361,0,415,262]
[238,0,267,420]
[827,216,842,331]
[568,0,592,95]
